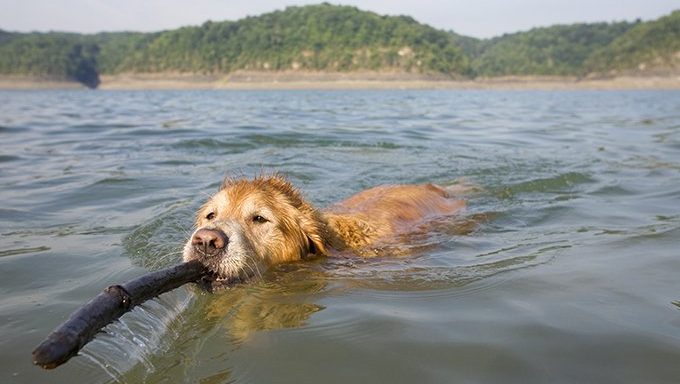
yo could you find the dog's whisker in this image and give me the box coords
[246,256,263,280]
[156,251,182,263]
[147,251,183,269]
[242,260,261,281]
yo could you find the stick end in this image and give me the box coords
[31,332,80,370]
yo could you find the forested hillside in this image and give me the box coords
[106,4,470,75]
[584,10,680,75]
[0,4,470,87]
[468,22,636,76]
[0,4,677,87]
[0,32,100,87]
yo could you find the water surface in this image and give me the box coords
[1,89,680,383]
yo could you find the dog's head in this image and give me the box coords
[183,175,327,291]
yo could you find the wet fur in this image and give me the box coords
[183,174,465,289]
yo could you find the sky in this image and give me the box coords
[1,0,678,38]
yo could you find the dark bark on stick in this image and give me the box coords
[32,260,208,369]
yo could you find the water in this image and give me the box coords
[1,89,679,383]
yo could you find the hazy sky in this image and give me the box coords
[1,0,677,38]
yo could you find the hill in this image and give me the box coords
[469,22,636,76]
[0,4,678,88]
[0,4,471,87]
[584,10,680,76]
[106,4,470,76]
[0,31,100,87]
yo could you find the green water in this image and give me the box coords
[1,89,679,383]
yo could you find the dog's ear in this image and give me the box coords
[305,232,327,259]
[300,211,327,259]
[262,174,327,259]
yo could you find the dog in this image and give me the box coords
[183,174,466,291]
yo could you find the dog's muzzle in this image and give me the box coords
[191,228,229,257]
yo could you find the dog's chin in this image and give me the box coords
[195,272,245,293]
[192,262,254,293]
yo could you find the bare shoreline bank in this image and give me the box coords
[0,76,85,90]
[2,73,680,91]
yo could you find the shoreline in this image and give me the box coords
[0,76,86,90]
[2,73,680,91]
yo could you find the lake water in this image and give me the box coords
[1,89,679,383]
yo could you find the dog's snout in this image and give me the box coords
[192,228,228,255]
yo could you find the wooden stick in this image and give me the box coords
[32,260,208,369]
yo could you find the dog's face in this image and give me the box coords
[183,176,327,291]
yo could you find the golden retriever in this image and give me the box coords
[183,174,466,291]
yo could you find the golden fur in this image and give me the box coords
[183,175,465,290]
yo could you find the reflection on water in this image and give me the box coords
[1,90,680,384]
[201,278,326,344]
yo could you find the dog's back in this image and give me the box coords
[323,183,465,251]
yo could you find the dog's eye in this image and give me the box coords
[252,215,268,224]
[206,212,216,220]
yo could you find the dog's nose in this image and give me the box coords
[191,228,228,255]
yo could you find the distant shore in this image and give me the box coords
[0,76,85,90]
[2,72,680,90]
